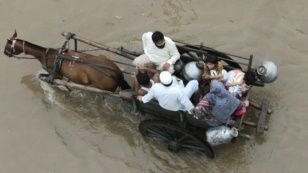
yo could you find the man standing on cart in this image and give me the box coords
[133,31,180,74]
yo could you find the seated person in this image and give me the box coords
[132,31,180,74]
[202,54,227,81]
[135,71,155,96]
[225,69,250,98]
[137,71,198,112]
[191,80,249,127]
[134,66,160,96]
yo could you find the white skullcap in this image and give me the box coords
[160,71,173,86]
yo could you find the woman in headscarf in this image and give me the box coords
[191,80,248,126]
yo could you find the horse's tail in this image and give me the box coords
[117,73,131,90]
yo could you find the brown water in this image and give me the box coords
[0,0,308,172]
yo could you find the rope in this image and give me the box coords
[12,55,36,59]
[11,50,123,79]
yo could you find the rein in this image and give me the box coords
[57,54,119,78]
[7,38,121,82]
[11,55,36,59]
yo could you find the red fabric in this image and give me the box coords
[196,99,209,108]
[234,107,246,117]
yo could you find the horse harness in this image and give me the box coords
[41,47,121,83]
[41,49,65,82]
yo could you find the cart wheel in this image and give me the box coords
[257,99,270,133]
[139,119,215,158]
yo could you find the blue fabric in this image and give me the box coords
[205,80,240,123]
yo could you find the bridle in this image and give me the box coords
[11,39,26,54]
[4,39,16,56]
[11,39,17,52]
[5,38,34,59]
[22,40,26,55]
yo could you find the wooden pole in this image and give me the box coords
[249,99,272,114]
[52,79,121,97]
[242,121,268,131]
[61,32,135,60]
[174,40,250,60]
[51,79,136,101]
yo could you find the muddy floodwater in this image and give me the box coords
[0,0,308,173]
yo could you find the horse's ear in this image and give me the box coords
[12,30,17,38]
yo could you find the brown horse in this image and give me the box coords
[4,31,130,91]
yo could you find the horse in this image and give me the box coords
[3,31,131,92]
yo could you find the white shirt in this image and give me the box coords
[141,79,194,112]
[170,76,185,89]
[142,32,180,65]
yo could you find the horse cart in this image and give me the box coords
[4,31,278,159]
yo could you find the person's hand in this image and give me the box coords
[189,109,199,119]
[243,99,249,107]
[189,108,195,115]
[152,73,160,83]
[162,63,170,71]
[137,96,143,101]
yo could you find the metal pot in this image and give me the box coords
[206,126,238,146]
[174,59,184,73]
[256,60,278,83]
[183,61,204,81]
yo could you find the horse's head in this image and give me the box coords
[4,30,23,57]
